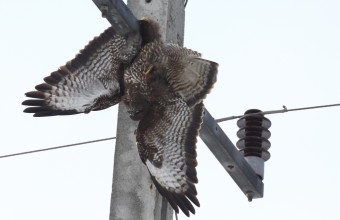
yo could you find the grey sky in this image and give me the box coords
[1,0,339,219]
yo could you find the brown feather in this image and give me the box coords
[21,99,45,107]
[35,83,52,92]
[22,26,125,116]
[24,91,46,99]
[22,18,219,217]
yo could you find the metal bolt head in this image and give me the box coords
[246,191,254,202]
[227,164,234,170]
[100,5,109,18]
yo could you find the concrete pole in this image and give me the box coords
[109,1,185,220]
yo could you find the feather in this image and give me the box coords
[22,27,126,116]
[136,100,203,216]
[22,18,219,217]
[164,44,218,106]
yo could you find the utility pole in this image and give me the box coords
[97,0,185,219]
[93,0,266,218]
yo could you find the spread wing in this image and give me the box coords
[136,98,203,217]
[22,27,139,117]
[163,44,218,107]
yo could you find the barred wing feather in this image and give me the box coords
[22,27,125,117]
[136,98,203,216]
[164,44,218,107]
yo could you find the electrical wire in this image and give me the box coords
[0,137,116,159]
[215,103,340,123]
[1,102,339,159]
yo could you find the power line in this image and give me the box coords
[0,137,116,159]
[215,103,340,123]
[1,103,339,159]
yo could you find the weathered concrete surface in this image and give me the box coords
[109,0,185,219]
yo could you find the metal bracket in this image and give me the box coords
[200,109,264,200]
[93,0,140,36]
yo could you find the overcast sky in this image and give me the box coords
[1,0,340,219]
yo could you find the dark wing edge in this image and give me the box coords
[22,27,123,117]
[164,44,218,107]
[136,100,203,217]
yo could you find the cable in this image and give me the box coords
[2,103,339,159]
[215,103,340,123]
[0,137,116,159]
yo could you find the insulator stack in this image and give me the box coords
[236,109,271,180]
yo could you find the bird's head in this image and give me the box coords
[123,87,151,121]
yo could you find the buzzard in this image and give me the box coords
[22,18,218,216]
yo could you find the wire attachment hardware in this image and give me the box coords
[236,109,271,180]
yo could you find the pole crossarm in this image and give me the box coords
[200,109,264,200]
[93,0,140,36]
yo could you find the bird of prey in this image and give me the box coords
[22,18,218,216]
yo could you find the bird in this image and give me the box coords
[22,18,218,217]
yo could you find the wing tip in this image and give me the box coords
[22,105,80,117]
[150,175,199,217]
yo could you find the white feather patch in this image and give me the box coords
[146,160,188,193]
